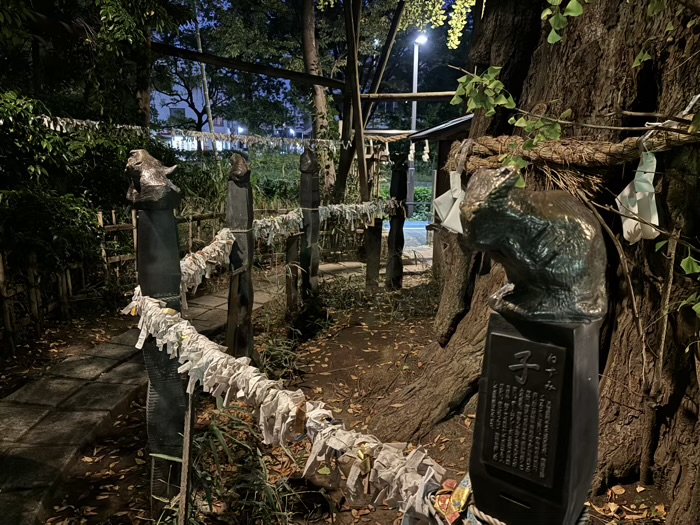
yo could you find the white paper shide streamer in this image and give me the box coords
[616,152,660,244]
[180,228,235,307]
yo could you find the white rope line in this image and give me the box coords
[33,115,412,147]
[122,287,447,523]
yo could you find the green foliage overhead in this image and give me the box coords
[0,91,175,268]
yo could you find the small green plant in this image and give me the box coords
[450,66,516,116]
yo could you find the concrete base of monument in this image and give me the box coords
[469,313,601,525]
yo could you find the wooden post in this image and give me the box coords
[97,211,109,277]
[188,216,193,252]
[225,154,256,360]
[300,149,321,308]
[0,251,16,354]
[56,271,70,319]
[177,393,195,525]
[386,152,407,290]
[27,251,43,330]
[225,265,244,351]
[285,233,301,322]
[365,218,382,291]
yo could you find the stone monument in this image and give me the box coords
[461,167,606,525]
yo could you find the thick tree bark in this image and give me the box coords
[301,0,337,196]
[379,1,700,523]
[372,266,505,442]
[433,229,477,347]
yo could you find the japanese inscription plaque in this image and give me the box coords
[469,314,601,525]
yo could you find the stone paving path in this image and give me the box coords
[0,252,430,524]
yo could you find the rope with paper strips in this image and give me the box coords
[252,200,398,245]
[122,286,452,524]
[179,228,235,307]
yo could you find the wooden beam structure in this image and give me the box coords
[151,42,344,90]
[27,12,345,90]
[343,0,369,202]
[362,0,406,126]
[360,91,457,102]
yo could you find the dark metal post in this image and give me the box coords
[126,150,186,515]
[225,154,255,359]
[285,233,301,322]
[365,218,382,291]
[386,152,407,290]
[300,149,321,310]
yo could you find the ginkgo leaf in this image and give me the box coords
[548,28,562,44]
[681,255,700,274]
[564,0,583,16]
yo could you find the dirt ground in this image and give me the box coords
[27,268,671,525]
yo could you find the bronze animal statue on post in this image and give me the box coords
[459,166,607,322]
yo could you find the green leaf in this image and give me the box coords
[450,95,463,105]
[655,240,668,252]
[541,7,553,19]
[457,75,469,82]
[693,302,700,318]
[549,12,568,30]
[685,342,695,353]
[494,93,508,106]
[548,28,562,44]
[515,173,527,187]
[689,113,700,134]
[689,19,697,28]
[633,49,652,68]
[317,466,331,475]
[563,0,583,17]
[665,22,674,32]
[514,117,528,128]
[505,95,517,109]
[547,0,562,5]
[680,254,700,274]
[647,0,665,16]
[560,108,573,120]
[485,66,503,79]
[508,116,517,125]
[680,292,699,308]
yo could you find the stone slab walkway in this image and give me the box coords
[0,251,432,524]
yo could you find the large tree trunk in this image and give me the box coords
[376,1,700,523]
[373,266,505,442]
[301,0,337,197]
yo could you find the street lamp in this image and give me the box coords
[412,33,427,131]
[237,126,245,134]
[408,33,427,218]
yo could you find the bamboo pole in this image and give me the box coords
[360,91,456,102]
[27,251,43,330]
[97,211,109,278]
[0,251,16,353]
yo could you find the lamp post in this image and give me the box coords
[411,33,427,131]
[408,33,427,217]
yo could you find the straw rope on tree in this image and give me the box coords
[447,128,700,172]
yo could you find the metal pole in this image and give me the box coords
[411,42,419,131]
[407,41,419,218]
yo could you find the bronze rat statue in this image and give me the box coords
[460,167,607,322]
